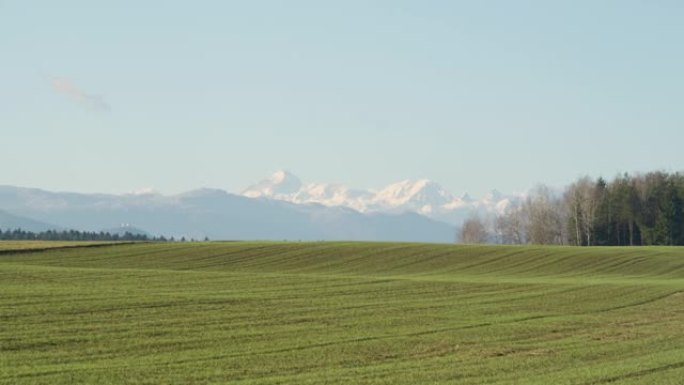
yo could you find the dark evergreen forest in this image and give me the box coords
[0,229,168,242]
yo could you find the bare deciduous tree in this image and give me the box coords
[565,176,598,246]
[459,214,489,244]
[495,204,527,244]
[524,185,565,245]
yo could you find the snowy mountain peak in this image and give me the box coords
[459,192,473,202]
[483,189,503,202]
[271,170,298,184]
[242,170,303,198]
[374,179,454,208]
[240,172,523,225]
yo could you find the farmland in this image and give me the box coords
[1,241,684,384]
[0,241,117,252]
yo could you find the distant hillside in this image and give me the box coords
[0,209,59,232]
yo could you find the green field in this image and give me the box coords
[2,241,684,384]
[0,241,116,252]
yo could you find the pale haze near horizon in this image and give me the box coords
[2,1,683,197]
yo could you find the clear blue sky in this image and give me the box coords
[2,1,683,196]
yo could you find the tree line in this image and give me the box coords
[0,229,166,242]
[460,171,684,246]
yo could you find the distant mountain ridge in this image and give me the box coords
[0,185,454,243]
[242,171,523,225]
[0,172,521,242]
[0,209,59,232]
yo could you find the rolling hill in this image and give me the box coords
[2,241,683,384]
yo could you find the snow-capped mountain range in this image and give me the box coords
[0,172,522,242]
[243,171,523,225]
[0,184,455,242]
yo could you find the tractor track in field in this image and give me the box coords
[584,360,684,384]
[187,290,683,361]
[592,290,683,313]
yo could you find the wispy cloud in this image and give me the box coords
[50,77,110,112]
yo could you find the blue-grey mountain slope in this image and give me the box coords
[0,185,454,242]
[0,209,59,232]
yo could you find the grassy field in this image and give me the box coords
[1,241,684,384]
[0,240,116,252]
